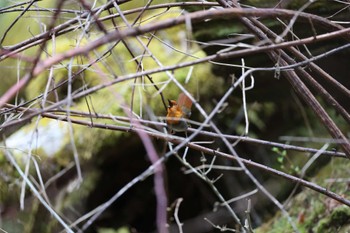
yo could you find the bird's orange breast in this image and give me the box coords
[166,104,183,124]
[166,93,193,132]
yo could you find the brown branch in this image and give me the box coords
[7,106,350,208]
[216,0,350,157]
[0,1,216,60]
[253,19,350,100]
[3,104,346,158]
[186,141,350,207]
[1,33,349,133]
[249,16,350,123]
[0,0,40,45]
[0,0,66,109]
[1,5,349,157]
[1,7,349,111]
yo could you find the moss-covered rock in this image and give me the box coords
[255,158,350,233]
[0,5,223,232]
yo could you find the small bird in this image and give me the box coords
[166,93,193,132]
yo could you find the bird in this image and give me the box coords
[166,93,193,132]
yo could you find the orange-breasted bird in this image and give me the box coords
[166,93,193,132]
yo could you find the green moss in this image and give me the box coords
[314,206,350,233]
[1,5,223,232]
[98,227,130,233]
[255,211,297,233]
[255,158,350,232]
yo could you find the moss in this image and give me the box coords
[1,4,223,232]
[255,158,350,232]
[314,206,350,233]
[255,211,297,233]
[98,227,130,233]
